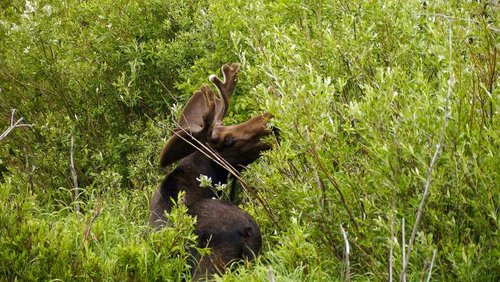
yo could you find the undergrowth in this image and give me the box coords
[1,0,498,280]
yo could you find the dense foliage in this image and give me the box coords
[1,0,498,280]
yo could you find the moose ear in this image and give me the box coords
[159,131,196,167]
[159,87,216,167]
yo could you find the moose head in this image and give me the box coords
[159,63,273,170]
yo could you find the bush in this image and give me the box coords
[1,0,498,280]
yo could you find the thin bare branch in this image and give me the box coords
[155,76,179,104]
[305,127,330,215]
[0,109,33,141]
[390,125,401,282]
[430,13,500,33]
[389,203,395,282]
[402,218,406,282]
[341,224,350,282]
[70,136,80,214]
[426,249,437,282]
[400,23,454,281]
[308,148,358,231]
[82,195,103,246]
[268,269,275,282]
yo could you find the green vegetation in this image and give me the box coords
[1,0,498,280]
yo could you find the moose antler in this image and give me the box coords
[160,87,211,167]
[160,64,239,167]
[209,63,240,125]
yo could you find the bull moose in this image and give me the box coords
[150,64,274,279]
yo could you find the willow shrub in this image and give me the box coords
[0,0,213,204]
[203,0,499,280]
[1,0,499,281]
[0,177,198,280]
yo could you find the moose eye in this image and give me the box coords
[223,136,235,146]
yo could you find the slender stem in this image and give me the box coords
[82,195,102,247]
[341,224,350,282]
[389,205,395,282]
[0,109,33,141]
[402,218,406,282]
[268,269,275,282]
[400,23,453,281]
[309,149,358,231]
[426,249,437,282]
[70,136,79,214]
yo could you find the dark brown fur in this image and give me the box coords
[188,199,261,280]
[149,152,227,227]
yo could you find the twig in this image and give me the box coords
[268,269,275,282]
[70,136,79,214]
[304,127,330,215]
[155,76,179,104]
[429,13,500,33]
[309,148,358,231]
[389,204,395,282]
[400,23,454,281]
[426,249,437,282]
[390,125,401,282]
[82,195,103,245]
[0,109,33,141]
[340,224,350,282]
[402,218,406,282]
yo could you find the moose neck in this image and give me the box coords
[179,151,230,185]
[158,150,231,210]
